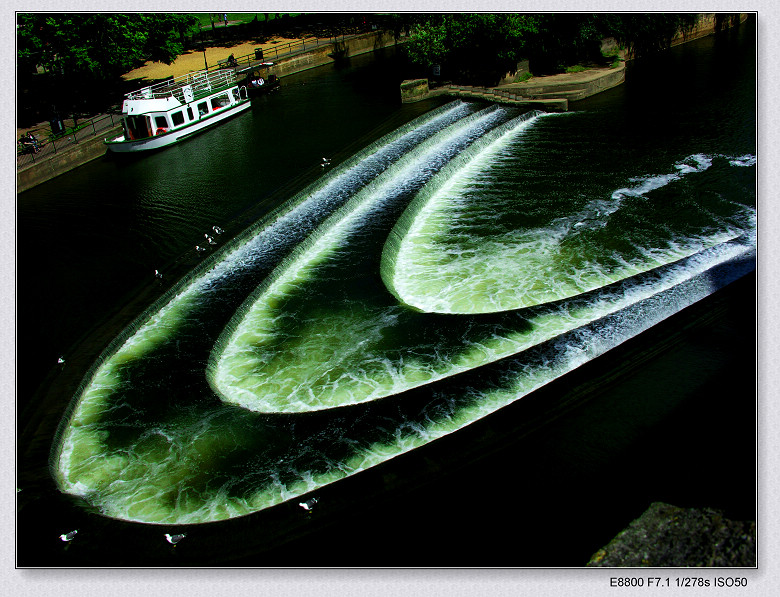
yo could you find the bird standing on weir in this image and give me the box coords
[59,529,78,542]
[165,532,186,545]
[298,497,319,513]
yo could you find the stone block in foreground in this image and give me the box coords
[587,502,755,567]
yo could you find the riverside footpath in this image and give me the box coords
[17,11,744,193]
[16,29,400,193]
[17,56,625,193]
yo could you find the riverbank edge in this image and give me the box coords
[400,62,626,111]
[17,14,749,193]
[16,128,122,193]
[401,12,749,107]
[16,30,401,194]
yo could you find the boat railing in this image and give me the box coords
[123,33,365,102]
[126,68,238,101]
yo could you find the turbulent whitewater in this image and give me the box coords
[52,100,756,525]
[381,119,755,314]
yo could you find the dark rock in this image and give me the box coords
[587,502,755,567]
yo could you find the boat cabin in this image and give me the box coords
[119,69,246,141]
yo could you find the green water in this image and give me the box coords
[25,25,755,543]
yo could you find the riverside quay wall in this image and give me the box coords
[401,13,749,106]
[17,126,122,193]
[17,31,402,193]
[266,30,401,78]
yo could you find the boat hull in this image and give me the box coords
[247,81,280,98]
[105,99,252,153]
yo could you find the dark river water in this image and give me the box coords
[17,21,756,567]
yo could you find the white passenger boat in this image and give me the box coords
[105,67,251,153]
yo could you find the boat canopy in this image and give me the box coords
[123,69,239,108]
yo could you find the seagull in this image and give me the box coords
[165,532,186,545]
[57,356,65,365]
[298,497,318,512]
[212,226,223,234]
[59,529,78,542]
[195,245,207,252]
[154,269,163,279]
[206,235,216,245]
[320,157,331,168]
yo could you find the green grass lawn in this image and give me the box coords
[190,13,298,29]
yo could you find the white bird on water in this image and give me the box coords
[165,532,186,545]
[57,356,65,365]
[196,245,207,252]
[59,529,78,542]
[298,497,319,512]
[205,234,216,245]
[212,225,223,234]
[320,157,331,168]
[154,269,163,279]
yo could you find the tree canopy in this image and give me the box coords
[17,13,198,81]
[402,13,702,83]
[403,14,541,86]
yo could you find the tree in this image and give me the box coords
[402,13,703,81]
[523,14,607,74]
[598,13,698,59]
[17,13,198,82]
[404,14,541,86]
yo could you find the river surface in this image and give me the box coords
[17,22,756,566]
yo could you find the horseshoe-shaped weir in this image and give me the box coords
[52,101,756,525]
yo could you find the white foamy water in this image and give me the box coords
[382,141,756,314]
[56,237,754,524]
[53,101,755,525]
[209,105,512,411]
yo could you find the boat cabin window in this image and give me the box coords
[210,94,230,111]
[154,115,169,130]
[186,107,194,121]
[171,111,185,127]
[125,115,152,140]
[197,102,209,117]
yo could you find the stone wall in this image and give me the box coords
[17,127,121,193]
[400,79,430,103]
[17,31,401,193]
[671,13,748,47]
[268,31,399,78]
[616,13,749,59]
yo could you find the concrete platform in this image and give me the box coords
[402,62,626,112]
[501,62,626,101]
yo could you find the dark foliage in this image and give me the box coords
[401,13,702,81]
[17,13,198,82]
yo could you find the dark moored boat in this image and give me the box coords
[239,63,280,98]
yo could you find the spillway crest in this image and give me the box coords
[381,120,755,314]
[52,100,756,525]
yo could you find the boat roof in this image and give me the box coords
[125,68,239,105]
